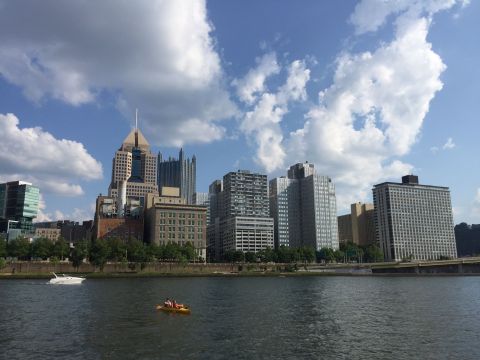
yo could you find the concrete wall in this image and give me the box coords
[0,261,284,274]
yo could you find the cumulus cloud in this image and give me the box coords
[284,0,466,209]
[350,0,467,35]
[0,113,102,196]
[35,199,95,223]
[232,52,280,104]
[239,58,310,172]
[35,194,52,223]
[0,0,237,146]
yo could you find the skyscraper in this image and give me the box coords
[157,149,196,204]
[208,170,274,260]
[373,175,457,261]
[108,125,158,205]
[269,177,294,248]
[269,162,339,251]
[337,203,376,246]
[193,192,210,224]
[351,203,375,247]
[0,181,39,234]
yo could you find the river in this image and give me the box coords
[1,276,479,359]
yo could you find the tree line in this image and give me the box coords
[223,246,316,263]
[222,242,384,264]
[0,235,384,269]
[0,236,70,262]
[0,236,202,269]
[317,242,384,263]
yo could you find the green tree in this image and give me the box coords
[223,249,244,263]
[244,251,256,263]
[257,247,275,263]
[298,247,315,263]
[341,242,363,263]
[127,239,147,263]
[363,244,383,263]
[71,240,88,269]
[333,250,345,263]
[146,243,160,262]
[7,237,31,260]
[52,238,69,260]
[0,235,7,258]
[317,247,335,263]
[277,246,294,263]
[31,237,53,260]
[163,242,180,261]
[181,242,196,261]
[232,250,245,262]
[90,238,110,270]
[109,237,127,262]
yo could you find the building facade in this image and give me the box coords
[373,175,457,261]
[351,202,375,246]
[108,127,158,205]
[145,188,207,260]
[337,203,375,246]
[208,170,274,260]
[269,163,339,251]
[34,220,93,243]
[34,228,61,242]
[0,181,39,234]
[193,192,210,224]
[269,177,293,248]
[157,149,196,204]
[337,214,353,244]
[93,195,144,242]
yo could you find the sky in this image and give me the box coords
[0,0,479,224]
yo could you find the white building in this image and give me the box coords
[373,175,457,261]
[269,162,339,251]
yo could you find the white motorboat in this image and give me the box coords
[49,272,85,285]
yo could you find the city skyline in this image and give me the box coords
[0,1,478,225]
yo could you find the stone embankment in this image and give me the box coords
[0,261,291,277]
[2,257,480,278]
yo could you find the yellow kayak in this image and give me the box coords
[156,305,191,315]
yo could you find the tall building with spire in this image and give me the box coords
[108,122,158,205]
[157,149,196,204]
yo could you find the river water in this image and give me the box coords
[1,276,480,359]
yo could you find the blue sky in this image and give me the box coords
[0,0,478,223]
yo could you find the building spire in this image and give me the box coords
[135,108,138,131]
[134,109,139,147]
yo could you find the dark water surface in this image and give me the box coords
[1,276,480,359]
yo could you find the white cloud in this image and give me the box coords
[443,137,455,149]
[0,0,237,146]
[35,194,52,222]
[34,199,95,223]
[350,0,468,35]
[239,59,310,172]
[284,0,463,211]
[232,52,280,105]
[0,113,102,196]
[430,137,455,154]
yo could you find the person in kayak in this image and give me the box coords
[164,298,173,308]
